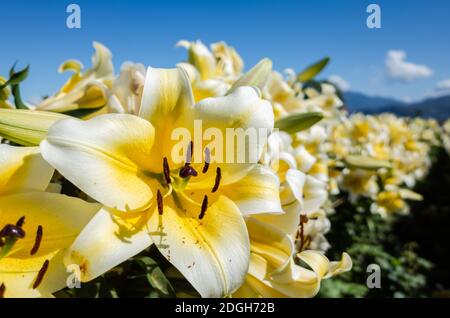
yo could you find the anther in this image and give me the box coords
[33,259,49,289]
[163,157,171,184]
[300,214,309,224]
[16,216,25,227]
[179,165,198,178]
[30,225,43,256]
[0,224,26,239]
[199,195,208,219]
[157,190,164,215]
[202,148,210,174]
[186,141,194,164]
[211,167,221,193]
[0,283,5,298]
[296,214,309,252]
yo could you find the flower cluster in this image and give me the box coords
[0,40,446,298]
[0,41,351,298]
[325,114,442,216]
[444,119,450,156]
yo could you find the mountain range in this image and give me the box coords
[343,91,450,121]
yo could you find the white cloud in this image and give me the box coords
[328,74,351,91]
[402,96,412,103]
[427,79,450,98]
[385,50,432,81]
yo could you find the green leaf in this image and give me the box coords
[134,256,176,297]
[274,112,323,134]
[0,65,29,89]
[227,58,272,94]
[0,64,31,109]
[344,155,392,170]
[297,57,330,82]
[11,84,28,109]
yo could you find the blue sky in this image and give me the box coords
[1,0,450,102]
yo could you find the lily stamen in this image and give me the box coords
[157,190,164,215]
[0,224,26,240]
[186,141,193,164]
[0,283,5,298]
[199,195,208,219]
[179,164,198,178]
[163,157,171,184]
[211,167,221,193]
[32,259,49,289]
[296,215,309,252]
[202,148,210,174]
[16,216,25,228]
[30,225,43,256]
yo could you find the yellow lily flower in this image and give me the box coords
[243,128,348,298]
[40,67,281,297]
[36,42,113,113]
[108,62,146,114]
[177,40,245,102]
[0,144,100,298]
[233,218,351,298]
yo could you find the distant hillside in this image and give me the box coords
[343,91,405,112]
[343,92,450,121]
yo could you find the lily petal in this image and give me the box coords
[324,252,353,278]
[220,165,282,215]
[303,175,328,214]
[41,114,156,211]
[149,195,250,298]
[138,67,195,168]
[253,169,305,235]
[239,253,320,298]
[246,218,293,272]
[0,145,54,195]
[139,67,194,128]
[189,86,274,188]
[64,207,153,282]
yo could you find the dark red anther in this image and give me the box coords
[33,259,49,289]
[186,141,193,164]
[163,157,171,184]
[0,224,26,239]
[202,148,210,174]
[30,225,43,256]
[300,214,309,224]
[16,216,25,228]
[179,164,198,178]
[199,195,208,220]
[211,167,221,193]
[0,283,5,298]
[157,190,164,215]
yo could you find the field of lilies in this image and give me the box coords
[0,41,448,298]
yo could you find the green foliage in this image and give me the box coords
[275,112,323,134]
[297,57,330,82]
[0,63,30,109]
[56,245,199,298]
[320,195,433,298]
[320,147,450,298]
